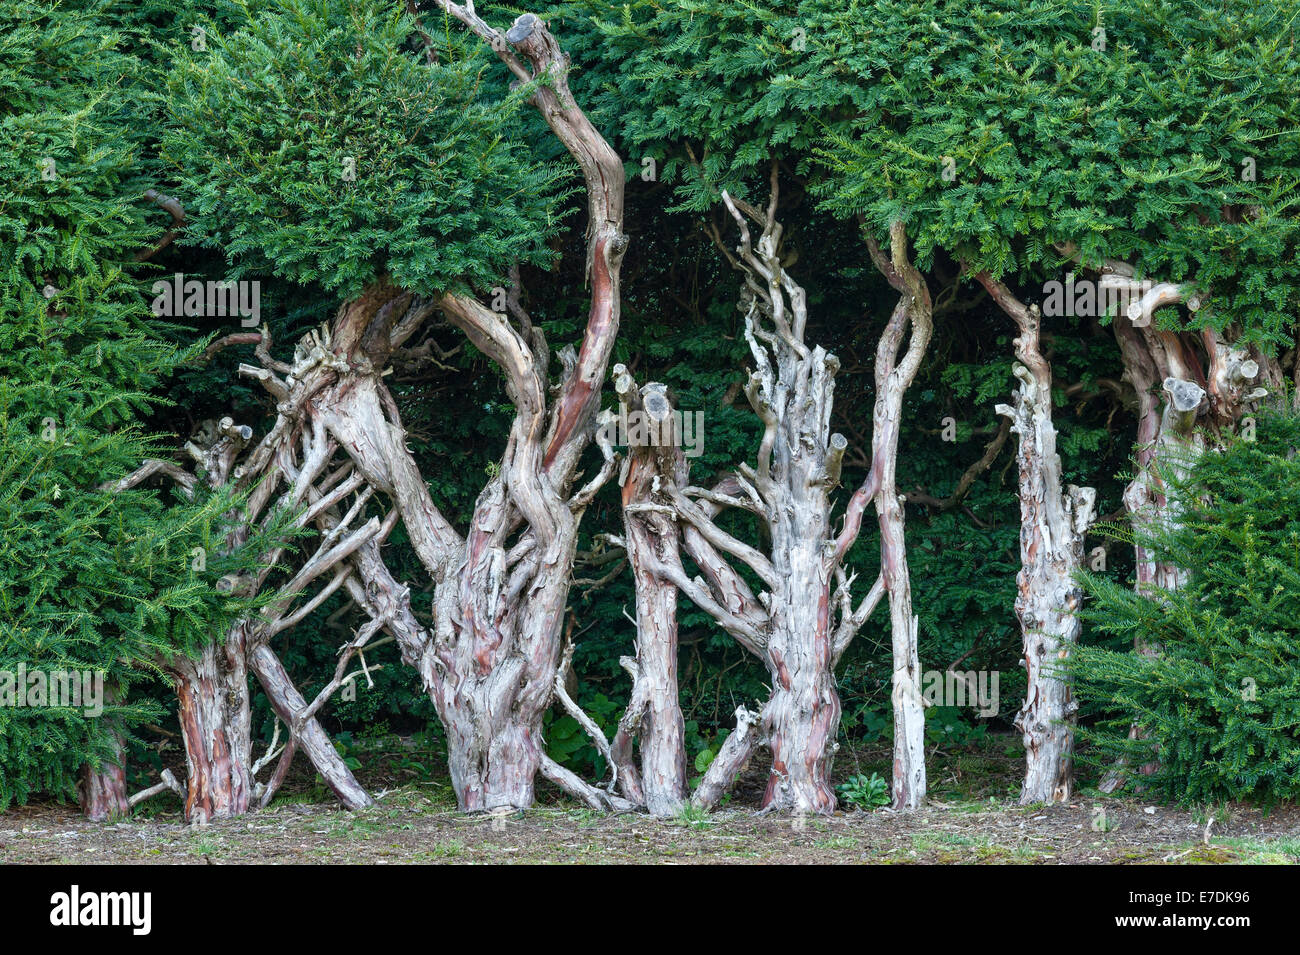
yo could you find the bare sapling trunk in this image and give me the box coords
[835,222,934,810]
[976,273,1096,804]
[610,375,688,815]
[1056,245,1267,790]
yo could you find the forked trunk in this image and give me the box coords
[148,412,377,818]
[613,196,930,815]
[428,544,578,812]
[838,224,934,810]
[302,7,630,814]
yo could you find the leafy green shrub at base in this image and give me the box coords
[1071,408,1300,806]
[836,772,890,810]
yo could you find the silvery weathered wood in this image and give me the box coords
[978,273,1096,804]
[612,176,932,813]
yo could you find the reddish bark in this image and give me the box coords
[78,754,128,822]
[169,624,254,823]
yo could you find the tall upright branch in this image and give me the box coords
[976,272,1096,804]
[833,222,933,810]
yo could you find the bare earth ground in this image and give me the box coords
[3,736,1298,864]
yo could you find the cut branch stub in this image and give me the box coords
[616,371,689,815]
[1162,377,1206,435]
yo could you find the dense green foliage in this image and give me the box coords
[0,0,274,809]
[2,0,1297,813]
[1073,409,1300,805]
[584,0,1300,345]
[161,0,566,297]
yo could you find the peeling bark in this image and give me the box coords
[109,357,385,818]
[253,7,631,812]
[78,723,128,822]
[698,187,848,813]
[691,707,761,811]
[837,223,934,810]
[169,623,254,823]
[613,375,687,816]
[977,273,1096,804]
[92,9,623,820]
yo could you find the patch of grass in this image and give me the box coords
[1009,843,1043,862]
[422,839,465,859]
[566,808,605,828]
[812,836,858,850]
[669,805,713,829]
[1208,837,1300,864]
[911,833,937,852]
[191,835,220,856]
[932,831,991,847]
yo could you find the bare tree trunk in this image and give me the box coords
[690,186,848,813]
[108,361,387,818]
[613,377,687,816]
[754,331,841,813]
[1114,319,1207,597]
[77,679,129,820]
[837,223,934,810]
[150,418,261,822]
[977,273,1096,804]
[1105,322,1210,790]
[249,645,373,810]
[690,707,761,811]
[78,735,128,821]
[169,623,254,822]
[761,528,839,813]
[256,6,630,813]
